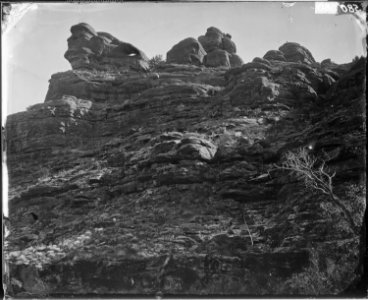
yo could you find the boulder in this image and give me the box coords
[198,27,223,52]
[199,27,242,68]
[222,36,237,54]
[149,132,217,163]
[263,50,286,61]
[177,136,217,161]
[204,49,231,68]
[166,37,206,65]
[165,27,242,68]
[64,23,149,72]
[278,42,315,64]
[229,54,244,67]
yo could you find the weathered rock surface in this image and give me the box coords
[264,42,316,65]
[64,23,149,72]
[263,50,286,61]
[166,27,243,68]
[4,25,366,297]
[199,27,243,68]
[166,38,206,65]
[204,49,231,68]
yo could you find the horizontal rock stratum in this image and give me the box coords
[4,23,366,297]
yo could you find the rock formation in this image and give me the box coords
[4,23,366,297]
[199,27,243,68]
[263,42,316,65]
[167,27,243,68]
[166,37,206,65]
[64,23,149,72]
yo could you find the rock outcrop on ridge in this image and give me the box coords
[167,27,243,68]
[4,23,366,297]
[64,23,150,72]
[263,42,316,65]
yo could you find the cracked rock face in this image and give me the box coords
[64,23,150,72]
[4,24,366,297]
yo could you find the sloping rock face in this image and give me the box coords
[4,25,366,297]
[167,27,243,68]
[64,23,149,72]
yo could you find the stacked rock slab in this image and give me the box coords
[64,23,150,72]
[167,27,244,68]
[199,27,243,68]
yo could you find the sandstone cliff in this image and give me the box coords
[4,23,366,297]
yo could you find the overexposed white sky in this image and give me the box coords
[2,2,366,117]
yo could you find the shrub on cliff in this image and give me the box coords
[148,54,165,71]
[274,147,358,233]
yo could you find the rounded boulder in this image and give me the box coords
[166,37,207,65]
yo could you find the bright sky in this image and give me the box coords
[2,2,366,117]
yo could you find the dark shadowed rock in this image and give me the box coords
[166,37,206,65]
[64,23,149,72]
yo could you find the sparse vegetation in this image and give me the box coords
[148,54,165,70]
[274,147,358,232]
[241,207,254,246]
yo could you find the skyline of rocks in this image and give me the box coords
[63,22,350,74]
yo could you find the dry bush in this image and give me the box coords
[275,147,357,233]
